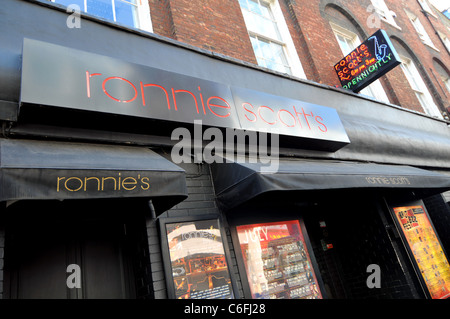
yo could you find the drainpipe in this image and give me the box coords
[416,0,450,55]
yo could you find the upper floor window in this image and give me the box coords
[400,56,442,118]
[405,10,438,50]
[418,0,438,18]
[370,0,400,28]
[437,31,450,52]
[434,59,450,94]
[238,0,306,78]
[51,0,153,32]
[441,74,450,94]
[331,23,391,104]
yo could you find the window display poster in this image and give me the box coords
[393,205,450,299]
[166,219,234,299]
[237,220,323,299]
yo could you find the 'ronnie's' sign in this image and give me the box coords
[334,29,401,93]
[20,38,350,151]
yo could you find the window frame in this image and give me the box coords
[370,0,401,29]
[437,31,450,53]
[249,34,292,74]
[441,75,450,94]
[238,0,306,79]
[399,56,442,119]
[228,208,327,299]
[418,0,438,19]
[405,10,439,51]
[50,0,153,33]
[330,23,391,104]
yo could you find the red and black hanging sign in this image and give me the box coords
[334,29,401,93]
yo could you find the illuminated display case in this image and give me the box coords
[389,200,450,299]
[235,219,324,299]
[159,215,238,299]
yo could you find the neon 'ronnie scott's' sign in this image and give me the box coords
[20,39,350,151]
[334,29,401,93]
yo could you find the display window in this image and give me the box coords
[160,216,236,299]
[236,220,323,299]
[391,202,450,299]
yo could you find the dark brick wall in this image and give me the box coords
[304,191,423,299]
[333,206,421,299]
[127,213,155,299]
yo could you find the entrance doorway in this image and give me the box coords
[4,199,146,299]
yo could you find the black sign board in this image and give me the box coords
[20,38,350,152]
[334,29,401,93]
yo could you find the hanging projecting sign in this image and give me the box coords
[334,29,401,93]
[20,38,350,152]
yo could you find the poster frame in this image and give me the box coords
[159,214,240,299]
[230,216,326,299]
[386,198,450,299]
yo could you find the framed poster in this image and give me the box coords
[236,220,323,299]
[391,201,450,299]
[159,216,236,299]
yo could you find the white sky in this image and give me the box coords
[429,0,450,11]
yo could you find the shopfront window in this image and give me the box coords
[51,0,153,32]
[236,220,323,299]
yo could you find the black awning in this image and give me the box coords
[211,158,450,211]
[0,139,187,215]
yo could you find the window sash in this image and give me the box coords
[411,17,427,41]
[370,0,400,27]
[400,62,423,93]
[444,78,450,93]
[239,0,281,42]
[371,0,389,19]
[250,35,291,74]
[400,57,442,118]
[407,12,437,48]
[335,34,354,55]
[438,31,450,52]
[418,0,437,17]
[53,0,142,29]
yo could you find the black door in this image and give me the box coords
[4,199,137,299]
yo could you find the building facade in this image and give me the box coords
[0,0,450,299]
[147,0,450,119]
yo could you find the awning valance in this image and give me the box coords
[211,158,450,211]
[0,139,187,215]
